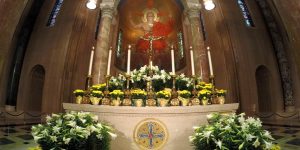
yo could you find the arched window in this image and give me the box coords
[25,65,45,112]
[255,65,272,112]
[237,0,255,27]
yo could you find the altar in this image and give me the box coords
[63,103,239,150]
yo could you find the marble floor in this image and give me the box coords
[0,123,300,150]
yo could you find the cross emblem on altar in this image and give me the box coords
[138,122,165,148]
[134,119,168,150]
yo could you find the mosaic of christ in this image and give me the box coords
[117,0,184,71]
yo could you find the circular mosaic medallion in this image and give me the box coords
[133,118,168,150]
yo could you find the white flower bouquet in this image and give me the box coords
[190,113,280,150]
[31,111,116,150]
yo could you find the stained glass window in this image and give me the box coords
[47,0,64,27]
[237,0,255,27]
[116,30,123,58]
[177,32,184,59]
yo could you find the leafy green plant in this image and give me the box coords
[91,90,104,98]
[32,111,116,150]
[131,89,147,99]
[190,113,279,150]
[156,89,171,99]
[178,90,191,98]
[73,89,84,97]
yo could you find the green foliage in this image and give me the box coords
[190,113,278,150]
[31,111,116,150]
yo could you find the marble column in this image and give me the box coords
[92,2,115,84]
[256,0,295,112]
[187,3,209,82]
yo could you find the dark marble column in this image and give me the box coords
[256,0,295,112]
[186,3,210,82]
[92,2,115,84]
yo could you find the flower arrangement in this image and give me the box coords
[130,65,171,90]
[91,90,104,98]
[216,89,227,97]
[109,90,124,99]
[176,73,193,90]
[131,89,147,99]
[31,111,116,150]
[198,89,212,100]
[178,90,191,99]
[91,83,106,91]
[109,74,126,90]
[156,89,171,99]
[73,89,84,97]
[190,113,280,150]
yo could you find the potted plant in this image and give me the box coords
[90,90,104,105]
[131,89,147,107]
[73,89,85,104]
[197,89,212,105]
[91,83,106,91]
[216,89,227,104]
[190,113,280,150]
[31,111,116,150]
[156,89,171,107]
[178,90,191,106]
[109,90,124,106]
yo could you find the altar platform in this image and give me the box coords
[63,103,239,150]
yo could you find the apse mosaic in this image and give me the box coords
[116,0,186,71]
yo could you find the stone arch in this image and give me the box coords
[255,65,273,112]
[24,65,45,112]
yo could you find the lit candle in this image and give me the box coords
[150,61,153,70]
[207,46,214,76]
[127,45,131,74]
[171,45,175,75]
[88,47,95,76]
[190,46,195,76]
[107,47,112,76]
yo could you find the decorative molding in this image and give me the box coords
[63,103,239,116]
[100,2,115,19]
[186,1,202,19]
[255,0,294,111]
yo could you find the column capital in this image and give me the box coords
[186,2,202,19]
[100,2,115,19]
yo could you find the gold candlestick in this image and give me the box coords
[170,74,179,106]
[85,75,92,90]
[102,75,111,105]
[210,75,217,104]
[123,74,132,106]
[191,75,200,105]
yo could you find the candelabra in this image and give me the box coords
[123,74,132,106]
[209,75,218,104]
[191,75,200,105]
[102,75,111,105]
[170,74,179,106]
[146,66,156,106]
[85,75,93,90]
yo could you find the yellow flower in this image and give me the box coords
[156,90,171,99]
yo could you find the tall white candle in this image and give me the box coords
[107,47,112,76]
[150,61,153,70]
[190,46,195,76]
[171,46,175,75]
[88,47,95,76]
[207,46,214,76]
[127,45,131,74]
